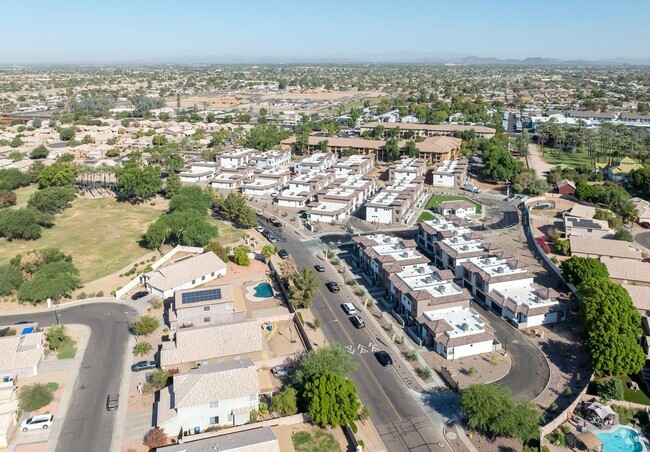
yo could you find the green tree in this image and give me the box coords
[45,324,68,350]
[19,383,57,411]
[237,206,257,228]
[555,239,570,256]
[215,192,257,228]
[169,186,213,213]
[0,190,17,208]
[27,186,77,214]
[384,137,400,162]
[0,209,44,240]
[9,151,22,162]
[613,228,634,242]
[115,158,162,202]
[303,372,360,428]
[59,127,76,141]
[293,344,359,389]
[18,260,81,302]
[133,341,153,356]
[0,264,23,295]
[205,241,232,262]
[579,278,645,376]
[261,245,277,263]
[143,427,168,449]
[132,315,160,337]
[258,107,268,124]
[289,267,320,308]
[233,245,251,266]
[245,123,287,151]
[30,144,49,159]
[10,136,23,148]
[164,173,182,199]
[481,144,520,182]
[32,118,42,128]
[0,168,31,190]
[561,256,609,286]
[270,387,298,416]
[148,368,170,390]
[37,162,75,188]
[402,140,419,158]
[597,379,625,401]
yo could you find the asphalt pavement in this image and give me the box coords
[636,230,650,250]
[2,302,138,452]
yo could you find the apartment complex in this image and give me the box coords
[359,122,496,139]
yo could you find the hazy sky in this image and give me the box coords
[3,0,649,64]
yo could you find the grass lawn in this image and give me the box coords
[541,150,592,168]
[617,375,650,405]
[425,194,482,214]
[57,337,77,360]
[0,195,165,283]
[292,429,341,452]
[12,185,38,209]
[417,211,436,223]
[208,217,246,244]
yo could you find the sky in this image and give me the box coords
[2,0,649,64]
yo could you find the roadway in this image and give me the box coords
[2,302,138,452]
[275,231,448,451]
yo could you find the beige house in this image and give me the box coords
[602,257,650,287]
[569,236,643,261]
[156,426,280,452]
[0,331,45,379]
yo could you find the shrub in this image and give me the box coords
[46,325,68,350]
[546,227,561,243]
[249,409,260,422]
[350,420,358,433]
[133,341,153,356]
[418,367,432,380]
[148,369,170,390]
[346,279,357,286]
[143,427,168,449]
[467,367,477,376]
[555,239,570,256]
[233,245,251,266]
[132,315,160,336]
[535,237,551,254]
[597,379,625,401]
[550,402,558,411]
[259,402,269,415]
[96,291,104,297]
[77,292,88,300]
[19,382,58,411]
[405,351,418,362]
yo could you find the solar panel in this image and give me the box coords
[181,288,222,304]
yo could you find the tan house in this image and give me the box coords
[569,236,643,261]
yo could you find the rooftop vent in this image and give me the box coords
[461,323,469,331]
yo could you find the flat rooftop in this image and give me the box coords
[220,147,256,158]
[466,256,527,277]
[492,284,559,308]
[291,171,332,183]
[309,201,348,213]
[397,266,462,297]
[442,236,486,254]
[299,152,334,164]
[424,306,486,338]
[242,178,280,188]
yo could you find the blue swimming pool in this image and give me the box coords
[254,282,273,298]
[597,427,644,452]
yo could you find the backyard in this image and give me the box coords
[541,150,592,168]
[425,194,482,214]
[416,211,436,223]
[292,428,341,452]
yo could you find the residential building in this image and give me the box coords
[417,216,473,254]
[210,171,245,190]
[293,152,337,173]
[282,137,383,159]
[569,236,643,261]
[388,157,427,181]
[602,257,650,287]
[250,149,291,170]
[599,157,644,182]
[556,179,576,196]
[631,197,650,225]
[169,285,245,330]
[364,179,424,225]
[563,216,611,239]
[332,155,374,178]
[413,136,463,165]
[0,379,17,448]
[160,320,265,371]
[156,359,260,435]
[0,330,44,380]
[416,306,497,359]
[436,200,477,218]
[141,252,227,299]
[240,168,288,196]
[565,204,596,219]
[218,148,256,169]
[430,159,468,188]
[156,427,280,452]
[436,234,500,278]
[359,122,496,139]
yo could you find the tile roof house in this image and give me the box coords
[160,321,265,371]
[631,197,650,225]
[156,359,260,436]
[0,331,45,379]
[169,284,245,330]
[563,216,611,239]
[602,257,650,287]
[141,252,227,299]
[156,426,280,452]
[569,236,643,261]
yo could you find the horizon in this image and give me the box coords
[2,0,650,65]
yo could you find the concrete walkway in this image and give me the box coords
[527,143,554,177]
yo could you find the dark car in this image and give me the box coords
[375,351,393,367]
[278,249,289,259]
[131,360,157,372]
[106,393,119,411]
[350,315,365,329]
[314,264,325,272]
[269,218,283,228]
[131,291,148,300]
[326,281,340,293]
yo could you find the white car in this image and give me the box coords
[255,225,265,233]
[21,413,53,432]
[465,218,474,224]
[342,303,357,315]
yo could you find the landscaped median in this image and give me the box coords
[417,194,482,222]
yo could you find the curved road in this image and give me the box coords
[636,230,650,251]
[2,302,138,452]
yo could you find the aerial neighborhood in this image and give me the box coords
[1,3,650,452]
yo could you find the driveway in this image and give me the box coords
[635,230,650,251]
[1,301,138,452]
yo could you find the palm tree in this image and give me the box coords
[261,245,277,264]
[133,341,153,357]
[289,267,321,309]
[279,256,297,285]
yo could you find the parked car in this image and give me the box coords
[131,291,148,300]
[267,234,278,244]
[350,315,365,329]
[326,281,340,293]
[255,209,263,215]
[106,393,119,411]
[375,351,393,367]
[271,365,289,378]
[269,218,283,228]
[341,302,357,315]
[21,414,53,432]
[255,225,265,233]
[641,222,650,229]
[314,264,325,272]
[642,258,650,263]
[131,360,157,372]
[278,249,289,259]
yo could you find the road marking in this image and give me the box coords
[317,285,404,422]
[344,345,355,355]
[358,344,368,354]
[369,342,380,352]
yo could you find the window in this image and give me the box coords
[204,317,210,323]
[203,306,210,312]
[192,279,196,285]
[202,275,206,281]
[211,272,215,277]
[225,302,233,310]
[209,415,219,424]
[209,401,219,408]
[249,393,257,402]
[228,414,233,423]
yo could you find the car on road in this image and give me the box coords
[375,351,393,366]
[267,234,277,244]
[131,291,148,300]
[255,225,265,233]
[255,209,263,215]
[314,264,325,272]
[269,218,283,227]
[326,281,340,293]
[21,414,53,432]
[642,222,650,229]
[341,302,357,315]
[131,360,156,372]
[350,315,365,329]
[642,258,650,263]
[106,393,119,411]
[278,249,289,259]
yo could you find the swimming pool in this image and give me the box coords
[597,426,644,452]
[254,282,273,298]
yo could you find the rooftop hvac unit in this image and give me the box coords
[461,323,469,331]
[497,267,505,274]
[438,285,446,293]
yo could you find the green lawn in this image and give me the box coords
[0,195,165,283]
[292,429,341,452]
[541,150,592,168]
[417,211,436,223]
[208,217,246,243]
[12,185,38,209]
[617,376,650,405]
[57,337,77,360]
[425,194,482,214]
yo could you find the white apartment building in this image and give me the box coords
[436,234,500,278]
[417,216,474,254]
[430,160,468,189]
[364,178,424,225]
[179,162,218,184]
[240,168,289,197]
[294,152,337,173]
[332,155,374,178]
[251,149,291,170]
[210,171,244,190]
[218,148,256,169]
